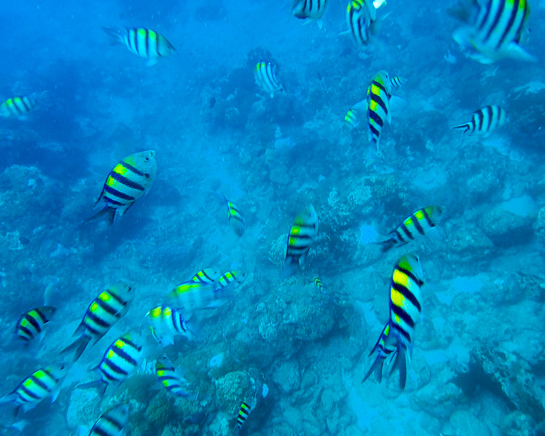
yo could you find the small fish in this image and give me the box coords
[79,332,146,396]
[233,401,252,434]
[292,0,328,20]
[284,205,319,274]
[451,105,506,138]
[379,206,445,252]
[362,323,397,383]
[0,363,68,414]
[15,306,57,344]
[62,284,135,362]
[450,0,536,64]
[389,76,406,88]
[346,0,385,48]
[146,305,192,346]
[366,70,392,149]
[215,270,245,292]
[388,253,424,389]
[102,27,175,66]
[344,108,359,129]
[155,354,195,398]
[89,150,157,225]
[313,277,326,293]
[254,62,284,98]
[191,268,220,286]
[88,404,129,436]
[211,192,247,236]
[0,93,45,118]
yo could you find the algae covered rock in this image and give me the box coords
[480,206,534,247]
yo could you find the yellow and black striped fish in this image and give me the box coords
[344,108,359,129]
[366,70,392,149]
[388,253,424,389]
[146,305,191,346]
[102,27,175,66]
[389,76,407,88]
[15,306,56,343]
[284,205,319,275]
[88,332,146,396]
[451,105,506,138]
[313,277,326,293]
[254,62,284,98]
[191,268,220,286]
[451,0,536,64]
[0,363,68,414]
[379,206,445,252]
[233,401,253,434]
[89,404,129,436]
[362,323,397,384]
[155,355,194,398]
[62,284,134,362]
[211,192,246,236]
[89,150,157,225]
[215,270,245,292]
[292,0,328,20]
[169,280,225,318]
[346,0,378,48]
[0,93,45,118]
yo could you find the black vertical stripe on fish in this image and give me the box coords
[96,294,124,315]
[20,97,31,112]
[103,186,136,201]
[371,89,388,114]
[82,321,102,336]
[103,358,130,377]
[391,322,411,342]
[422,207,435,227]
[497,0,520,48]
[390,302,416,328]
[19,386,42,401]
[30,374,53,392]
[120,161,146,177]
[145,29,150,58]
[394,228,405,243]
[401,223,414,240]
[412,214,425,235]
[109,171,146,191]
[369,109,384,128]
[369,123,380,139]
[485,0,507,43]
[103,415,124,432]
[86,311,112,329]
[24,313,42,333]
[392,274,423,307]
[19,326,34,340]
[101,196,124,206]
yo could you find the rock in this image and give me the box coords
[272,359,300,394]
[480,207,534,247]
[449,410,491,436]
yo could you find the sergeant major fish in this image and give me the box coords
[155,354,195,399]
[389,76,406,88]
[378,206,445,252]
[146,305,193,346]
[284,204,319,275]
[87,403,129,436]
[0,92,46,119]
[387,253,424,389]
[191,268,220,286]
[254,62,284,98]
[451,105,506,137]
[210,191,246,236]
[15,306,56,344]
[292,0,328,20]
[346,0,378,48]
[450,0,536,63]
[61,284,135,362]
[366,70,393,150]
[88,150,157,225]
[102,27,175,66]
[233,401,254,435]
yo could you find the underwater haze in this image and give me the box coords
[1,0,545,435]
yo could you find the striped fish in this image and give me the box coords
[366,70,392,149]
[215,270,245,292]
[155,355,194,398]
[254,62,284,98]
[88,404,129,436]
[146,305,191,346]
[91,333,146,396]
[0,94,43,118]
[451,105,506,137]
[346,0,378,47]
[211,192,246,236]
[169,280,225,317]
[0,363,68,414]
[362,323,397,384]
[313,277,326,293]
[233,401,252,434]
[388,253,424,389]
[379,206,445,252]
[284,205,319,275]
[292,0,328,20]
[191,268,220,285]
[451,0,536,64]
[102,27,175,66]
[389,76,407,88]
[344,108,359,129]
[61,284,134,362]
[15,306,56,343]
[89,150,157,225]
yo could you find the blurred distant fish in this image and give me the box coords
[210,191,246,236]
[88,404,129,436]
[379,206,445,252]
[102,27,175,66]
[344,108,360,129]
[346,0,386,48]
[146,305,192,346]
[292,0,328,20]
[0,92,46,119]
[254,62,284,98]
[88,150,157,225]
[366,70,392,149]
[78,332,146,396]
[451,105,506,137]
[389,76,406,88]
[233,401,253,435]
[62,284,134,362]
[387,253,424,389]
[284,205,319,275]
[15,306,56,344]
[155,354,195,399]
[450,0,536,64]
[362,323,397,383]
[169,280,226,317]
[0,362,68,414]
[215,270,245,292]
[313,277,326,293]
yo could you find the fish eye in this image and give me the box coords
[144,157,149,162]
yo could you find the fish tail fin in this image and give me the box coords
[450,123,470,134]
[61,335,92,363]
[377,238,396,253]
[362,355,386,384]
[101,27,123,45]
[84,206,116,225]
[388,346,407,389]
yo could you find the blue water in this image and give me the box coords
[1,0,545,435]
